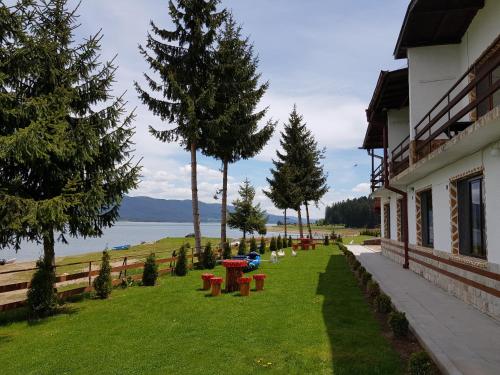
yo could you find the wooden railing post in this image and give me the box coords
[88,261,92,286]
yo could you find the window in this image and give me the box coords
[384,203,390,239]
[420,190,433,247]
[458,175,486,258]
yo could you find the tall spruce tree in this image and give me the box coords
[273,105,311,238]
[264,162,299,239]
[203,14,275,246]
[228,178,267,240]
[0,0,139,278]
[136,0,225,255]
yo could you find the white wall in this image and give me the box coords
[380,192,400,241]
[387,108,409,154]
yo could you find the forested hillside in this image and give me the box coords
[324,196,379,228]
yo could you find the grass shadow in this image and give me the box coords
[317,253,403,374]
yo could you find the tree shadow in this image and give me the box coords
[316,254,402,375]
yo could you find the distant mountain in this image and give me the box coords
[117,196,298,224]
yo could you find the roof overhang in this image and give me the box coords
[394,0,485,59]
[362,68,409,149]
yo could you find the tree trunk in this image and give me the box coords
[43,230,55,268]
[190,142,202,255]
[284,208,287,240]
[220,158,229,246]
[305,201,313,239]
[297,206,304,238]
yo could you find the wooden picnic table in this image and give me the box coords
[222,260,247,292]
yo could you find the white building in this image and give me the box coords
[362,0,500,319]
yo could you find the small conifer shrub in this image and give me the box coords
[222,242,232,259]
[375,293,393,314]
[142,253,159,286]
[259,237,266,254]
[250,237,257,253]
[93,251,113,299]
[366,280,380,299]
[27,258,57,319]
[389,311,409,338]
[288,236,292,247]
[324,235,330,246]
[269,237,277,252]
[175,245,189,276]
[408,351,436,375]
[202,242,216,269]
[277,235,282,249]
[238,240,247,255]
[361,272,372,289]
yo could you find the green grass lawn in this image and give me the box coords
[0,245,402,374]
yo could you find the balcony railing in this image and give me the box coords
[391,135,410,177]
[370,162,384,192]
[414,46,500,160]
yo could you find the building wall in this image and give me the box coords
[406,0,500,137]
[387,108,409,154]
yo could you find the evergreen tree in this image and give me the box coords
[269,237,277,252]
[202,242,216,269]
[136,0,225,255]
[324,196,380,228]
[203,14,275,245]
[222,241,232,259]
[249,237,257,253]
[175,245,189,276]
[27,257,57,319]
[0,1,139,281]
[142,253,159,286]
[277,234,282,250]
[93,251,112,299]
[259,237,266,254]
[238,239,247,255]
[288,236,293,248]
[228,179,267,240]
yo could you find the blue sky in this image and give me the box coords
[71,0,409,218]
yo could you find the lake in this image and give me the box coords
[0,222,281,261]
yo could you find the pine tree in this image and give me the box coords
[142,253,159,286]
[222,241,232,259]
[93,251,112,299]
[249,237,257,253]
[202,242,216,269]
[277,234,283,250]
[228,179,268,240]
[288,236,293,248]
[0,1,139,290]
[136,0,225,255]
[175,245,189,276]
[259,237,266,254]
[238,240,247,255]
[202,14,275,246]
[269,237,277,252]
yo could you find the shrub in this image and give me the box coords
[222,242,232,259]
[375,293,393,314]
[361,272,372,289]
[202,242,216,269]
[356,266,366,279]
[336,236,343,243]
[366,280,380,299]
[93,251,112,299]
[408,351,436,375]
[27,257,58,319]
[269,237,277,252]
[352,260,361,271]
[360,229,381,237]
[142,253,159,286]
[175,245,189,276]
[288,236,292,247]
[389,311,409,338]
[277,235,282,250]
[250,237,257,253]
[259,237,266,254]
[324,235,330,246]
[238,240,247,255]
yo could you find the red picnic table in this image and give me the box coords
[222,259,247,292]
[299,238,316,250]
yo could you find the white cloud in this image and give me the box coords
[352,182,371,194]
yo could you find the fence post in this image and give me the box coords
[88,261,92,286]
[124,257,127,279]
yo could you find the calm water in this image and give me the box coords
[0,222,279,261]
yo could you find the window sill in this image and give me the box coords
[451,253,488,269]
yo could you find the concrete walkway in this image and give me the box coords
[347,245,500,375]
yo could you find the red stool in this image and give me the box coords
[201,273,214,290]
[237,277,252,296]
[210,277,223,296]
[253,274,267,291]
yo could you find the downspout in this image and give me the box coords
[383,121,409,269]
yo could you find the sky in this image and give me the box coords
[69,0,409,219]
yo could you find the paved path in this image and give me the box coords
[347,245,500,375]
